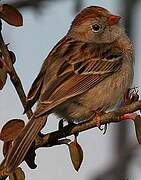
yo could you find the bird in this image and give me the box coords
[1,6,134,175]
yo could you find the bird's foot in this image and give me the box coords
[58,119,64,130]
[58,119,76,137]
[95,113,102,129]
[95,111,108,134]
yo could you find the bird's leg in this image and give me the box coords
[58,119,77,138]
[90,111,108,134]
[67,121,79,140]
[58,119,64,130]
[58,119,76,130]
[58,119,67,138]
[95,112,108,134]
[95,112,103,129]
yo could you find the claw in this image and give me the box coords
[95,112,108,134]
[103,124,108,135]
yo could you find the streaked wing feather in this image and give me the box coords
[48,74,107,101]
[35,57,122,117]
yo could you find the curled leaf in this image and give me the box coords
[0,119,25,142]
[133,115,141,144]
[0,4,23,26]
[9,167,25,180]
[68,141,83,171]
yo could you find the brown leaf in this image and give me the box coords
[3,141,12,156]
[133,115,141,144]
[9,167,25,180]
[0,119,25,142]
[68,141,83,171]
[0,4,23,26]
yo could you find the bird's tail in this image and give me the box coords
[0,115,47,176]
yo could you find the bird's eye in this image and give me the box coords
[91,24,101,32]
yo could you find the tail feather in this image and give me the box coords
[3,115,47,174]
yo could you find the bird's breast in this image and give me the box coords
[80,57,133,110]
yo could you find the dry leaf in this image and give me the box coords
[0,4,23,26]
[0,119,25,142]
[68,141,83,171]
[3,141,12,156]
[133,115,141,144]
[9,167,25,180]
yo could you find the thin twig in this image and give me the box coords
[0,28,33,119]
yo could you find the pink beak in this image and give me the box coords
[107,14,121,26]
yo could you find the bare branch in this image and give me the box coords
[35,100,141,149]
[0,30,33,119]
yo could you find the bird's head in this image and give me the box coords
[69,6,124,43]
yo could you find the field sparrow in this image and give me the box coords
[1,6,134,175]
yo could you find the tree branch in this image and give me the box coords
[35,100,141,149]
[0,31,33,119]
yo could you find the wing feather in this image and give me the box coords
[35,56,122,117]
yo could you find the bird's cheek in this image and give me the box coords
[86,31,96,42]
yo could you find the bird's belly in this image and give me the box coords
[55,61,133,122]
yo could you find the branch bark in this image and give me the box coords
[35,100,141,149]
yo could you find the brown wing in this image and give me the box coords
[35,54,122,117]
[25,36,73,112]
